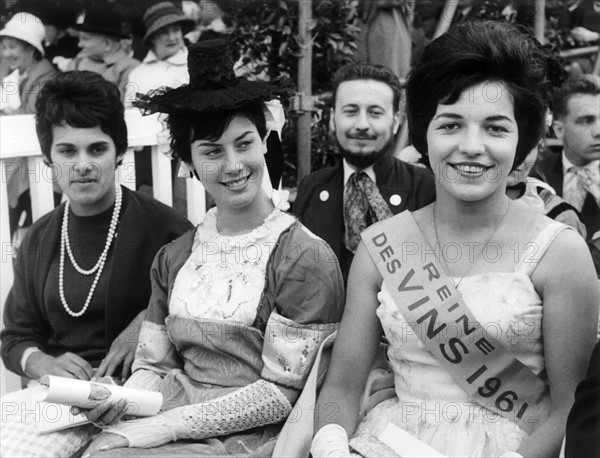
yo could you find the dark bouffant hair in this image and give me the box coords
[552,75,600,119]
[407,21,563,170]
[36,71,127,161]
[331,62,402,112]
[166,102,267,164]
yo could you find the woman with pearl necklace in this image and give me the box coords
[1,71,192,457]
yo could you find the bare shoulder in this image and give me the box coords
[530,216,596,293]
[531,215,599,346]
[537,225,590,266]
[347,242,384,299]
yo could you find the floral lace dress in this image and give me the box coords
[350,222,569,457]
[170,207,294,324]
[99,203,343,456]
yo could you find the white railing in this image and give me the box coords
[0,109,206,395]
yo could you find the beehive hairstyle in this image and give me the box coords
[406,21,563,170]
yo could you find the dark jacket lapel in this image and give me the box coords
[309,165,344,256]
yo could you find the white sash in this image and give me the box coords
[362,211,550,434]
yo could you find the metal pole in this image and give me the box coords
[534,0,546,44]
[297,0,313,180]
[434,0,458,39]
[593,48,600,76]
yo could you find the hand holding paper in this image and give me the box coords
[75,397,131,427]
[39,375,163,428]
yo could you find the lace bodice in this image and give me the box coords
[170,207,295,323]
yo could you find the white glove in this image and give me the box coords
[106,380,291,448]
[311,424,353,458]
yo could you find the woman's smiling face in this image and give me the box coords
[1,37,36,73]
[190,114,267,210]
[426,80,519,202]
[151,24,184,60]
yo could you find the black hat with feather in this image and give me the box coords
[134,39,293,188]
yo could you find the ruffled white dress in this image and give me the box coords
[350,222,569,457]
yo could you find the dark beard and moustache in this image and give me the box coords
[337,134,396,169]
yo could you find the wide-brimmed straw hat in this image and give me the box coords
[73,3,130,39]
[0,12,45,55]
[142,2,196,45]
[134,39,294,115]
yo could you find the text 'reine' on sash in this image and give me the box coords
[361,211,550,435]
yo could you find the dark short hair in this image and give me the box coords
[166,102,267,164]
[552,75,600,119]
[35,71,127,161]
[331,62,402,112]
[407,21,562,170]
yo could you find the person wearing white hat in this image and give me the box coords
[0,12,57,115]
[1,12,57,240]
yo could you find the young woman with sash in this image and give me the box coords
[311,21,599,458]
[75,39,344,457]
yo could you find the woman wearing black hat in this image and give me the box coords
[78,40,344,456]
[69,3,140,99]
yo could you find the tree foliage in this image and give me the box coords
[228,0,586,186]
[230,0,361,186]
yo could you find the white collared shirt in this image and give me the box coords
[343,160,376,185]
[126,47,189,103]
[562,152,600,211]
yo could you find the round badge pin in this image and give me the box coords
[389,194,402,206]
[319,190,329,202]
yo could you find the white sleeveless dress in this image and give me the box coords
[351,222,570,457]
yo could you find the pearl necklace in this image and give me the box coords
[59,184,122,317]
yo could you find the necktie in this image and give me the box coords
[572,166,600,206]
[344,172,393,253]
